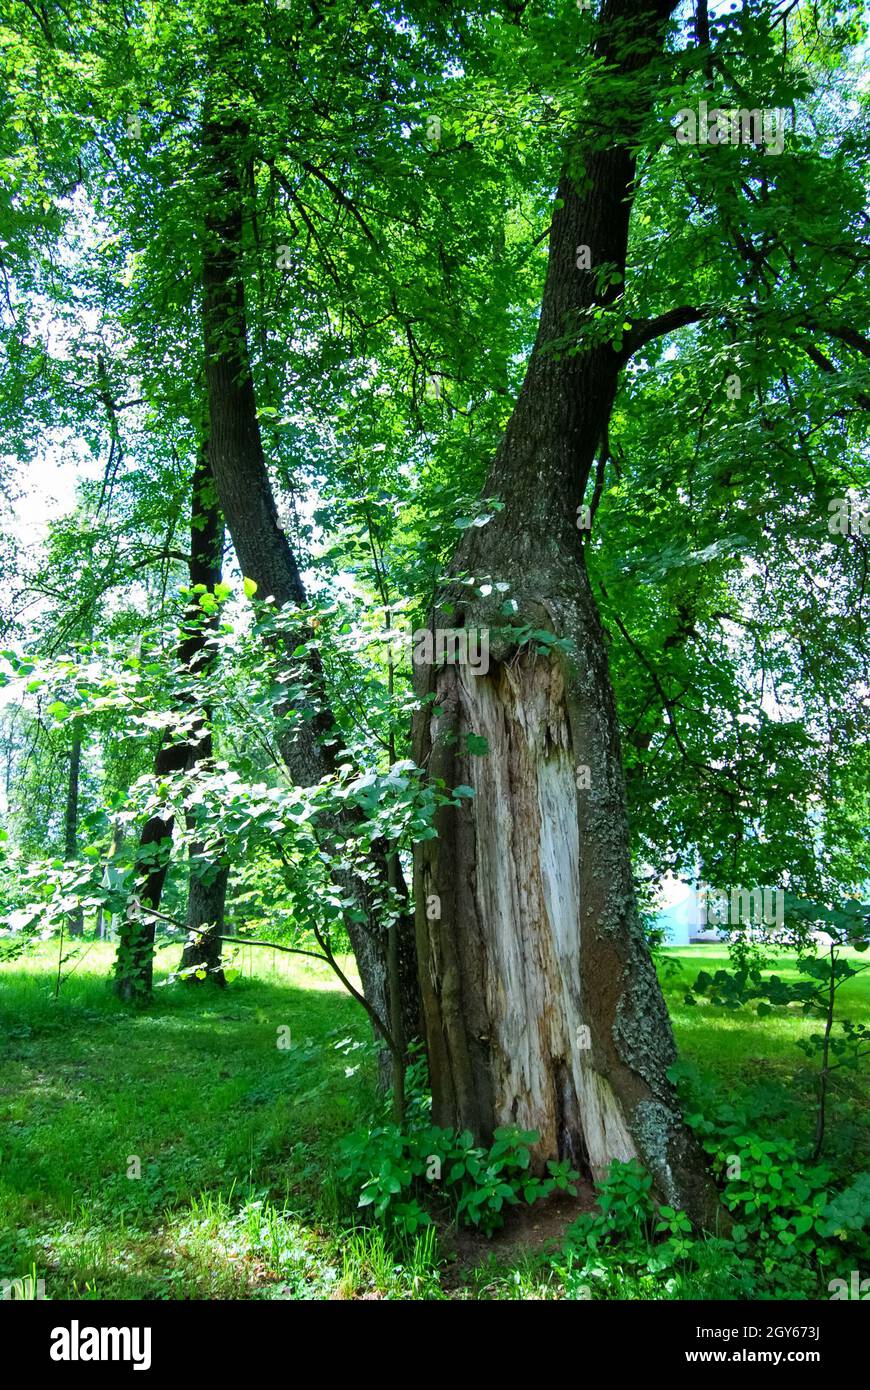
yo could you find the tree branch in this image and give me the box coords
[620,305,709,363]
[802,341,870,410]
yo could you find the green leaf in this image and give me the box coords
[466,734,490,756]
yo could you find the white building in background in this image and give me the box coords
[651,876,844,947]
[651,877,784,944]
[651,876,722,946]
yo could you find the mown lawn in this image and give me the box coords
[661,946,870,1174]
[0,940,867,1299]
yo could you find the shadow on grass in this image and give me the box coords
[0,943,376,1297]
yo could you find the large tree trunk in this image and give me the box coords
[64,721,84,937]
[114,442,226,1001]
[412,0,721,1226]
[200,104,420,1056]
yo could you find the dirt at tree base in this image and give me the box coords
[438,1180,598,1290]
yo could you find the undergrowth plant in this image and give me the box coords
[335,1049,578,1235]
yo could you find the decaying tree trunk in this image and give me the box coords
[412,0,721,1226]
[114,443,226,1000]
[200,104,419,1055]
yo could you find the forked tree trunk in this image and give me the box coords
[200,102,419,1054]
[412,0,721,1226]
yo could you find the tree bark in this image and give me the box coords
[180,858,230,984]
[177,446,230,985]
[200,104,420,1056]
[64,721,84,937]
[113,737,187,1001]
[96,818,126,939]
[412,0,721,1226]
[113,442,226,1001]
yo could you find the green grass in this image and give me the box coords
[1,939,867,1299]
[0,940,376,1299]
[660,946,870,1171]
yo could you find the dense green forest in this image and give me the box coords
[0,0,868,1323]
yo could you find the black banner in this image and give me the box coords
[4,1297,864,1377]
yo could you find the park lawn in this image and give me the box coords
[661,946,870,1176]
[0,941,375,1300]
[0,940,867,1300]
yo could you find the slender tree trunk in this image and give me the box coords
[174,444,230,978]
[180,858,230,984]
[113,725,189,1001]
[811,944,837,1161]
[114,442,226,1001]
[177,445,230,984]
[64,721,84,937]
[200,104,419,1056]
[97,818,125,940]
[412,0,721,1226]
